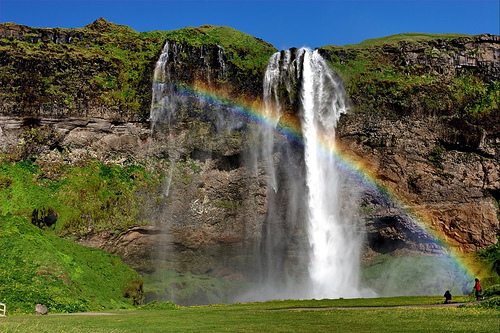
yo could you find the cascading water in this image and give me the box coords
[147,39,475,305]
[149,40,369,304]
[301,50,362,298]
[260,48,365,299]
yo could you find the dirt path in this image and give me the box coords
[49,301,484,315]
[53,312,123,316]
[282,301,483,311]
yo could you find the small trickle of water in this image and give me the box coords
[217,45,227,79]
[150,41,173,131]
[0,125,4,152]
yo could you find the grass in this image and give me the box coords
[0,158,158,236]
[0,215,142,314]
[0,297,498,333]
[337,32,472,49]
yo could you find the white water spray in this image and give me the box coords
[263,48,364,299]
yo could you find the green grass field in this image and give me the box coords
[0,297,498,333]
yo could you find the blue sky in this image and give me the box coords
[1,0,498,49]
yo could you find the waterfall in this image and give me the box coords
[149,40,367,303]
[150,41,179,197]
[261,48,364,299]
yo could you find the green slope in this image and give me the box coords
[0,214,143,314]
[0,159,157,236]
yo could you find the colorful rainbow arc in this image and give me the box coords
[155,80,480,280]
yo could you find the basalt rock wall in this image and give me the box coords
[334,34,500,253]
[338,114,500,254]
[1,23,499,277]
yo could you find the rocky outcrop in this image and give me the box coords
[34,304,48,315]
[76,223,261,277]
[0,22,91,44]
[337,113,500,253]
[154,40,265,99]
[0,115,151,163]
[384,34,500,80]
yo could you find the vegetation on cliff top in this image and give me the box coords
[338,32,472,48]
[0,19,276,120]
[149,24,276,73]
[319,33,499,125]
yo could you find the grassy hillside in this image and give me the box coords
[340,32,471,48]
[0,158,159,236]
[0,19,276,120]
[0,214,143,314]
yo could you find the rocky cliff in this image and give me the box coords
[321,34,500,254]
[1,21,499,302]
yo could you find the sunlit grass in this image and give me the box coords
[0,297,497,333]
[323,32,472,49]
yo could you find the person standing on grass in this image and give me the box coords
[473,278,483,301]
[443,290,452,304]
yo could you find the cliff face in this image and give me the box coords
[338,114,499,253]
[1,22,499,288]
[325,34,500,254]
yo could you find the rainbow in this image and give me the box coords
[157,81,482,281]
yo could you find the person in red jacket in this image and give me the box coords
[473,278,483,301]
